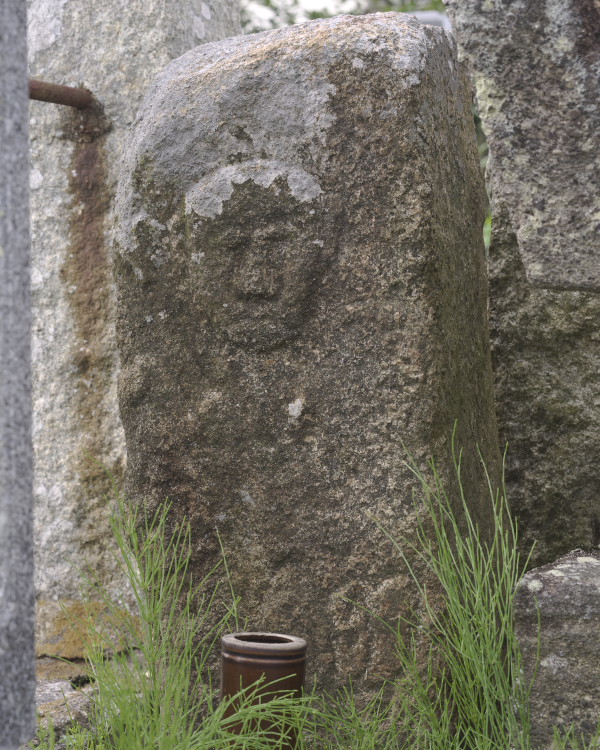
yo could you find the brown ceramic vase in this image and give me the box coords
[220,632,307,748]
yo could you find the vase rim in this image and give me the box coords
[222,631,307,656]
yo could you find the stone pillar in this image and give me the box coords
[0,1,36,746]
[445,0,600,565]
[27,0,241,664]
[515,551,600,748]
[114,14,500,693]
[445,0,600,291]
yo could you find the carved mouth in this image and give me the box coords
[217,311,299,351]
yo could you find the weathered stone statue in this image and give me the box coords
[0,2,35,746]
[115,14,500,691]
[445,0,600,566]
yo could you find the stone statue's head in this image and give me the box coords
[122,155,330,351]
[184,174,327,350]
[115,30,340,351]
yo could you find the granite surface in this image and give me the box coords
[0,0,36,745]
[114,14,500,694]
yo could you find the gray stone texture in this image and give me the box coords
[445,0,600,291]
[445,0,600,566]
[515,551,600,748]
[0,0,36,745]
[114,14,500,692]
[489,207,600,566]
[32,680,95,748]
[27,0,241,656]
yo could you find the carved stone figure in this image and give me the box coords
[115,14,500,692]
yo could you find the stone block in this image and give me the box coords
[446,0,600,291]
[489,208,600,566]
[29,680,95,749]
[445,0,600,566]
[515,551,600,748]
[35,600,140,660]
[0,1,36,746]
[27,0,241,644]
[114,14,500,692]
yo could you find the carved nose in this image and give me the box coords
[233,260,277,299]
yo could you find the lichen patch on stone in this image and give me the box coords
[527,578,544,593]
[185,162,322,220]
[287,398,304,418]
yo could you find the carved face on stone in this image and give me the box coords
[185,178,326,350]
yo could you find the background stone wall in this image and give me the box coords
[445,0,600,566]
[27,0,241,662]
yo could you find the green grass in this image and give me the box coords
[375,438,534,749]
[31,491,314,749]
[30,440,600,749]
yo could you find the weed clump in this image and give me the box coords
[30,439,600,749]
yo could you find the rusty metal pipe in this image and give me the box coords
[28,79,92,109]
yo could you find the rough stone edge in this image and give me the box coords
[0,0,36,745]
